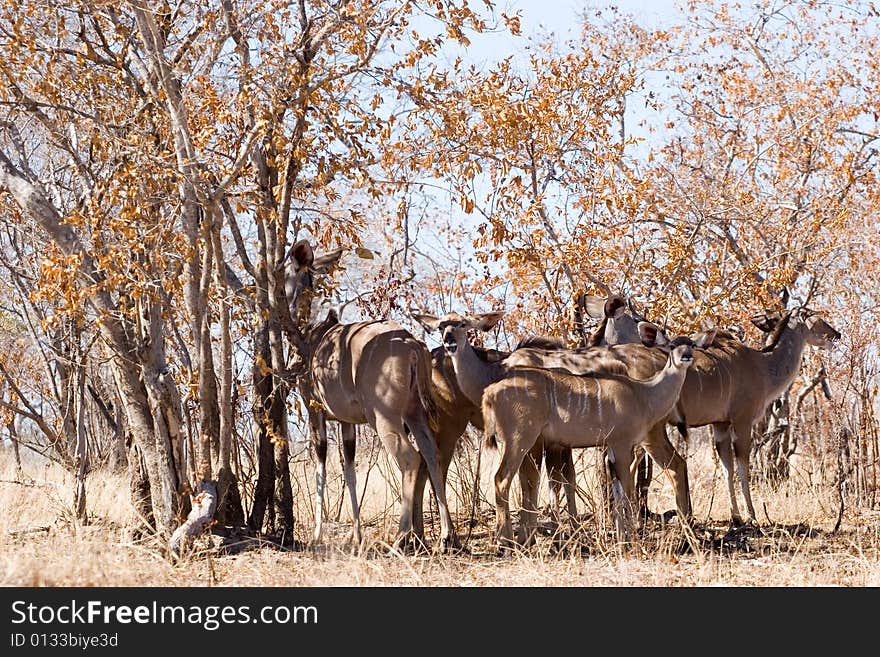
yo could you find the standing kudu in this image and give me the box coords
[483,323,714,547]
[699,307,840,523]
[414,295,649,523]
[281,240,458,550]
[300,309,458,551]
[410,344,505,540]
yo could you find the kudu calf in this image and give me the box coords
[415,295,649,523]
[483,323,714,547]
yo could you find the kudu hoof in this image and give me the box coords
[439,534,463,554]
[494,535,519,557]
[392,532,429,555]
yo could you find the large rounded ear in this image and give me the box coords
[291,240,315,270]
[468,311,504,331]
[693,329,717,348]
[637,321,669,348]
[313,248,344,274]
[581,294,606,319]
[412,313,442,333]
[604,295,627,319]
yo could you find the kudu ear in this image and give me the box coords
[291,240,314,270]
[313,248,344,274]
[693,329,717,348]
[469,312,504,331]
[605,294,627,319]
[412,313,442,333]
[637,321,669,348]
[581,295,606,319]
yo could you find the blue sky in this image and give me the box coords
[462,0,684,62]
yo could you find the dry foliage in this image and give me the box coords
[0,0,878,585]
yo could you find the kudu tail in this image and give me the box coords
[481,396,497,450]
[410,348,440,434]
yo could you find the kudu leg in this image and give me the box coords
[517,442,542,547]
[493,437,530,550]
[712,423,744,524]
[732,419,758,523]
[340,423,361,548]
[373,419,421,548]
[608,446,637,544]
[407,422,459,551]
[641,426,691,521]
[311,414,329,545]
[633,447,653,520]
[545,444,578,521]
[412,425,461,541]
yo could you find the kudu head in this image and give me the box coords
[637,321,717,370]
[282,239,344,373]
[412,311,504,355]
[750,307,841,351]
[283,240,344,327]
[580,293,646,346]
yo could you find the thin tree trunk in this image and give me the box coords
[213,224,243,526]
[248,321,277,534]
[73,360,89,523]
[128,442,154,536]
[8,420,22,473]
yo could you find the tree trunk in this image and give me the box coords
[212,225,244,526]
[73,362,88,523]
[8,420,22,473]
[248,321,278,534]
[128,442,154,536]
[169,479,218,556]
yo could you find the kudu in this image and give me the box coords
[300,309,458,551]
[283,240,457,551]
[413,294,651,518]
[410,343,506,539]
[483,323,714,547]
[579,293,647,347]
[412,312,581,523]
[510,305,841,524]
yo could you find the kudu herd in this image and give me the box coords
[285,240,840,552]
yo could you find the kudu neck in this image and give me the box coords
[760,321,808,398]
[449,341,504,406]
[589,316,641,347]
[640,356,689,425]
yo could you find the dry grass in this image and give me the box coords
[2,431,880,587]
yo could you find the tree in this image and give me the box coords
[0,0,488,548]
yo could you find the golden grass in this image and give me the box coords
[2,432,879,587]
